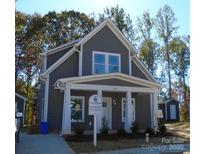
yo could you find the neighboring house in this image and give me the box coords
[158,99,179,121]
[37,19,162,135]
[15,93,27,127]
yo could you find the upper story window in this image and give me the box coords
[93,51,121,74]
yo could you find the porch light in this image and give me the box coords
[112,99,117,105]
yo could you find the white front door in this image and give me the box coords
[170,104,176,120]
[101,97,112,129]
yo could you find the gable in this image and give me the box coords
[131,61,148,80]
[82,26,129,76]
[78,78,147,87]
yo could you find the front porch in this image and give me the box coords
[57,85,158,135]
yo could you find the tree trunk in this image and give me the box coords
[167,52,172,99]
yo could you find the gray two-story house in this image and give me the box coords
[37,19,162,135]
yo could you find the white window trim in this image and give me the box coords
[71,96,85,123]
[92,51,121,74]
[121,98,135,122]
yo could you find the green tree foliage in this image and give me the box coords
[169,36,190,100]
[99,5,136,45]
[154,5,178,98]
[43,10,96,49]
[136,11,159,76]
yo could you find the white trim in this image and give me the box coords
[43,75,49,122]
[41,47,77,77]
[102,97,112,129]
[121,98,135,122]
[70,96,85,122]
[43,56,47,72]
[79,44,83,76]
[153,90,158,129]
[62,87,71,134]
[56,73,163,88]
[125,91,132,132]
[40,39,80,56]
[15,93,27,100]
[69,83,155,93]
[128,50,132,75]
[150,93,154,128]
[92,51,121,74]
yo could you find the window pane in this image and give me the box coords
[71,98,83,121]
[94,64,105,74]
[109,55,119,65]
[94,54,105,64]
[71,110,82,121]
[109,65,119,73]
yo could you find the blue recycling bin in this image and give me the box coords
[40,122,48,134]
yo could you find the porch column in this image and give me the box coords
[97,90,102,133]
[153,90,158,129]
[125,91,132,132]
[61,86,71,134]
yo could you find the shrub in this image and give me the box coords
[159,124,166,134]
[145,128,155,136]
[74,123,84,135]
[100,117,109,135]
[117,128,127,136]
[130,121,139,134]
[27,125,39,134]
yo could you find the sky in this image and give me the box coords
[16,0,190,36]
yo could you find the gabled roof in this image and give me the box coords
[15,93,27,101]
[40,19,157,83]
[55,73,163,89]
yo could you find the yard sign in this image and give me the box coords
[89,95,102,147]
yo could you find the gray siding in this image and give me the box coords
[47,52,79,132]
[69,91,151,131]
[82,26,129,76]
[134,93,151,129]
[131,61,148,80]
[79,79,145,87]
[37,82,45,124]
[47,47,73,69]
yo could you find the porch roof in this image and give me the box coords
[55,73,163,89]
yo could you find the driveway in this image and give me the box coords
[15,133,75,154]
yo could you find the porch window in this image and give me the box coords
[71,96,84,122]
[121,98,135,122]
[93,51,121,74]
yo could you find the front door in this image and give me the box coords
[170,104,176,120]
[102,97,112,129]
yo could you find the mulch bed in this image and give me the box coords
[64,133,189,153]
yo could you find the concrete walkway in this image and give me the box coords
[92,144,190,154]
[15,133,75,154]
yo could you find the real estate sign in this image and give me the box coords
[88,95,102,147]
[89,95,102,115]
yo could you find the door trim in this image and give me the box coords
[102,97,112,129]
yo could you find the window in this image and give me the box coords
[121,98,135,122]
[93,51,121,74]
[71,96,84,122]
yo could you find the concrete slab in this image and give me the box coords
[15,133,75,154]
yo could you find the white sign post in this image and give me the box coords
[89,95,102,147]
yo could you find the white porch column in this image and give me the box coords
[43,76,49,122]
[153,90,158,129]
[97,90,102,133]
[150,93,154,128]
[61,86,71,134]
[125,91,132,132]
